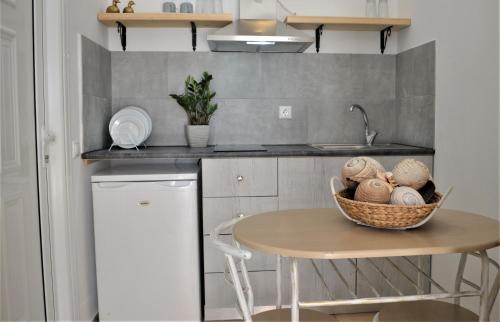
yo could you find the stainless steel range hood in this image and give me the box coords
[207,0,313,53]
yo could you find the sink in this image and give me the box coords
[310,144,370,151]
[310,144,408,151]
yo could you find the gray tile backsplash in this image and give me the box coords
[82,36,112,152]
[81,40,435,151]
[112,52,169,99]
[112,97,188,146]
[395,95,435,148]
[308,97,396,144]
[395,41,435,147]
[209,99,309,145]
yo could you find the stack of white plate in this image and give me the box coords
[109,106,152,149]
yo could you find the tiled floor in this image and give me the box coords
[212,313,376,322]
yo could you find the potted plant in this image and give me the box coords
[170,72,218,148]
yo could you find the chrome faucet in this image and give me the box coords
[349,104,377,146]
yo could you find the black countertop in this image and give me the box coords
[81,144,435,160]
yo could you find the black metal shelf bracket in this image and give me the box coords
[117,22,127,51]
[380,26,393,54]
[315,24,324,53]
[190,21,197,52]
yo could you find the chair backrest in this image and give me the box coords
[210,217,255,322]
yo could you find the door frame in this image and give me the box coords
[34,0,78,320]
[33,2,54,320]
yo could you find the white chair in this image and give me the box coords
[210,217,255,321]
[210,217,336,322]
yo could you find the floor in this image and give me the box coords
[213,313,376,322]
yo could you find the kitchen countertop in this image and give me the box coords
[81,144,435,160]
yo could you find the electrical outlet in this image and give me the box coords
[279,106,292,119]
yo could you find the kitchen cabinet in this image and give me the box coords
[202,158,277,197]
[204,235,277,273]
[277,156,433,210]
[204,271,278,320]
[203,197,279,234]
[278,156,433,303]
[202,158,279,320]
[278,157,351,209]
[354,156,433,298]
[202,155,434,319]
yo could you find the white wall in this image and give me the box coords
[107,0,400,53]
[398,0,499,319]
[63,0,109,320]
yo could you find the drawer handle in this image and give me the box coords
[138,201,150,207]
[237,175,244,182]
[237,213,245,218]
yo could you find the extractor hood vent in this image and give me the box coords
[207,0,313,53]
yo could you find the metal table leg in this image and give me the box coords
[277,255,282,309]
[291,258,300,322]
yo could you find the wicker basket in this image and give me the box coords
[330,177,452,230]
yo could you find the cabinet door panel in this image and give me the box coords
[278,156,433,210]
[356,156,433,297]
[204,235,277,273]
[277,155,433,300]
[356,256,431,297]
[280,258,357,303]
[203,197,278,235]
[278,157,350,209]
[202,158,278,197]
[204,271,277,308]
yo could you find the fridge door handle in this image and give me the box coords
[155,181,195,189]
[96,182,130,189]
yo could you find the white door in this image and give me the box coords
[0,0,45,320]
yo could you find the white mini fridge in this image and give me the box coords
[91,164,201,321]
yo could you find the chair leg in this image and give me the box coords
[487,272,500,318]
[239,259,254,315]
[291,258,300,322]
[454,253,468,305]
[479,250,490,322]
[226,255,253,322]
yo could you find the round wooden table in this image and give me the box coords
[233,208,500,322]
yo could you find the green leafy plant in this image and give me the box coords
[170,72,218,125]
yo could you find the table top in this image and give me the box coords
[233,208,500,259]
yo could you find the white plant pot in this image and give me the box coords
[186,125,210,148]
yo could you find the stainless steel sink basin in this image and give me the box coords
[310,144,409,151]
[310,144,370,151]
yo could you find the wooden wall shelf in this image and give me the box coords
[97,13,410,54]
[285,16,411,31]
[97,13,233,28]
[285,16,411,54]
[97,12,233,51]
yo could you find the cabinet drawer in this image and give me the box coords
[204,235,277,273]
[204,271,277,308]
[202,158,278,197]
[202,197,278,234]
